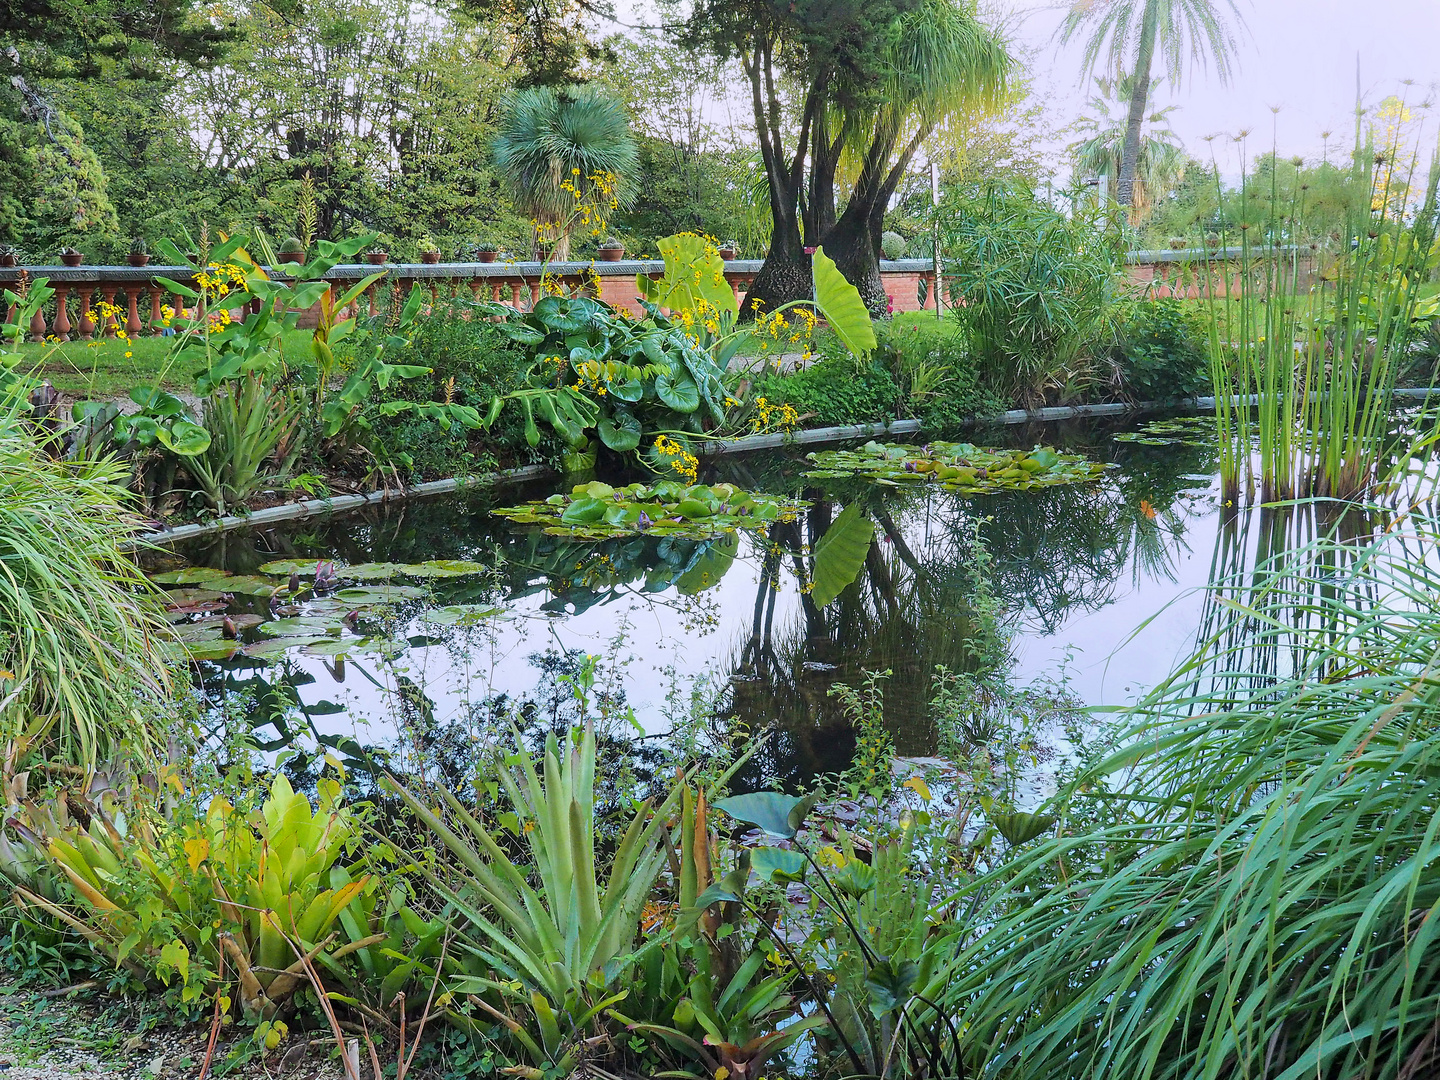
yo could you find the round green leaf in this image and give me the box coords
[655,370,700,413]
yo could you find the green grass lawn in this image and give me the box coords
[17,330,313,399]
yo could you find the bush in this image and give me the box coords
[878,318,1005,432]
[372,306,541,477]
[880,230,907,260]
[756,354,901,426]
[1115,298,1208,401]
[940,185,1120,399]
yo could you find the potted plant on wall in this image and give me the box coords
[365,245,389,265]
[59,247,83,267]
[475,242,498,264]
[0,245,15,268]
[127,238,151,266]
[718,239,737,260]
[598,237,624,261]
[278,236,306,264]
[1168,236,1188,250]
[1205,233,1221,252]
[417,235,441,264]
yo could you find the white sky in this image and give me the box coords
[1000,0,1440,175]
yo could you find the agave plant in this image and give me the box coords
[386,724,685,1075]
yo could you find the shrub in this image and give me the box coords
[939,185,1120,399]
[756,354,901,426]
[880,230,907,260]
[877,318,1005,432]
[373,306,540,477]
[1115,298,1208,401]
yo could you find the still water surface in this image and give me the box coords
[164,414,1234,782]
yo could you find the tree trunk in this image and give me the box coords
[1116,5,1158,211]
[746,224,812,317]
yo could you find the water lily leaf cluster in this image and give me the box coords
[1112,414,1215,446]
[152,556,498,662]
[804,441,1106,494]
[492,479,805,539]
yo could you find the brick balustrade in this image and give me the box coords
[0,249,1309,343]
[0,258,939,342]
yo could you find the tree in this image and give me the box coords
[686,0,1009,313]
[1070,74,1186,228]
[492,85,638,259]
[684,0,919,313]
[0,0,234,72]
[817,0,1011,310]
[1059,0,1242,214]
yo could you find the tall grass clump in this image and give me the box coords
[1203,108,1440,506]
[940,505,1440,1079]
[0,405,172,768]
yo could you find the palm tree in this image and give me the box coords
[1060,0,1243,215]
[816,0,1012,311]
[492,86,638,260]
[1070,74,1187,225]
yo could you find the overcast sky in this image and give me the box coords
[1001,0,1440,174]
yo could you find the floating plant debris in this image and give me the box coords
[492,480,805,540]
[804,442,1106,493]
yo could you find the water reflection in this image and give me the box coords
[163,415,1229,786]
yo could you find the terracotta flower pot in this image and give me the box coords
[0,255,15,268]
[718,247,736,260]
[366,252,389,265]
[128,253,151,266]
[421,251,440,264]
[477,250,498,263]
[598,247,624,262]
[278,251,305,264]
[61,253,83,267]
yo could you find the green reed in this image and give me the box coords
[1202,108,1440,506]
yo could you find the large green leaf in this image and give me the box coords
[810,503,875,608]
[675,534,738,595]
[645,233,739,318]
[713,792,819,839]
[655,370,700,413]
[812,246,876,359]
[597,410,642,452]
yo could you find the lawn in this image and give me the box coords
[18,330,314,399]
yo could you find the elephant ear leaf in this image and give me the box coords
[810,503,874,608]
[812,246,876,360]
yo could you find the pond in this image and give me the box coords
[153,411,1242,788]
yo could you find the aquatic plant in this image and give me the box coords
[493,479,805,539]
[940,508,1440,1079]
[1202,117,1440,504]
[805,440,1107,494]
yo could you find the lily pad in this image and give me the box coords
[220,575,288,596]
[425,604,505,627]
[804,441,1105,495]
[496,482,805,541]
[400,560,490,578]
[300,637,406,659]
[161,588,226,608]
[338,562,406,581]
[259,617,343,637]
[334,585,425,604]
[242,635,337,657]
[258,559,325,576]
[174,639,243,661]
[151,567,234,585]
